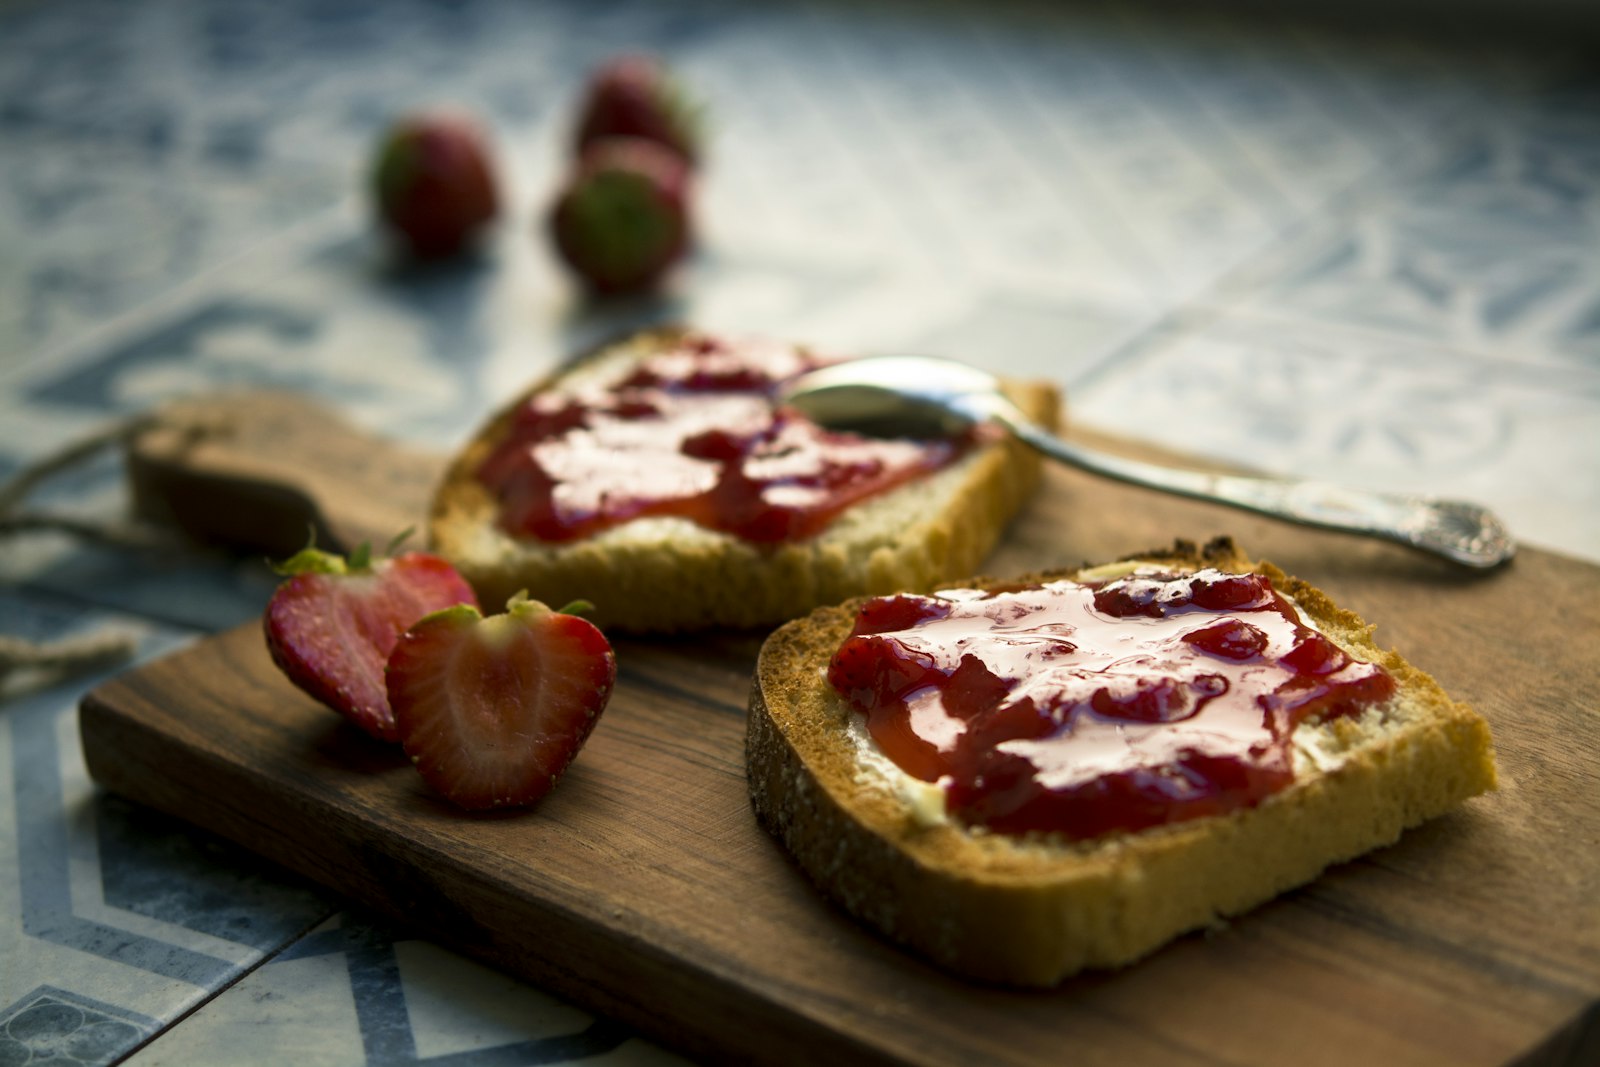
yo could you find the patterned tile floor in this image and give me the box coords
[2,1,1596,1064]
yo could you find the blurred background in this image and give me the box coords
[1,1,1596,1064]
[4,0,1598,560]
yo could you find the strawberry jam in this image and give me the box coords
[827,569,1396,839]
[476,334,964,544]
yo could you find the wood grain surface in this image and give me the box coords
[87,394,1600,1066]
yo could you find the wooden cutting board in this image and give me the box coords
[83,392,1600,1066]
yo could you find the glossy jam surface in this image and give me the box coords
[827,568,1396,839]
[476,334,963,544]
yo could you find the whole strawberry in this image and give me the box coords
[387,594,617,811]
[574,53,701,167]
[263,540,479,741]
[548,136,692,295]
[371,111,500,259]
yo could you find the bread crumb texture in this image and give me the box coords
[746,536,1498,986]
[430,327,1057,632]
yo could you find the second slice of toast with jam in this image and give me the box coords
[746,537,1498,985]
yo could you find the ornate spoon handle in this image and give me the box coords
[995,410,1516,569]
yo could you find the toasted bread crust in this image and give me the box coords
[429,327,1058,632]
[746,537,1498,986]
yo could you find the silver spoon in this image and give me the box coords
[781,355,1515,569]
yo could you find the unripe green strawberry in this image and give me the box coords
[548,137,692,295]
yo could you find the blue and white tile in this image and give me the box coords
[1070,312,1600,562]
[3,0,1581,372]
[1224,71,1600,368]
[0,0,729,370]
[0,593,337,1067]
[125,917,681,1067]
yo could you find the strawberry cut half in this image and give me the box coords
[387,594,617,811]
[263,541,479,742]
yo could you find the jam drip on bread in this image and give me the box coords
[827,569,1397,839]
[476,333,965,544]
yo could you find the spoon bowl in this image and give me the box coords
[777,355,1014,439]
[781,355,1516,569]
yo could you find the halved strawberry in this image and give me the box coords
[387,594,617,811]
[263,540,479,742]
